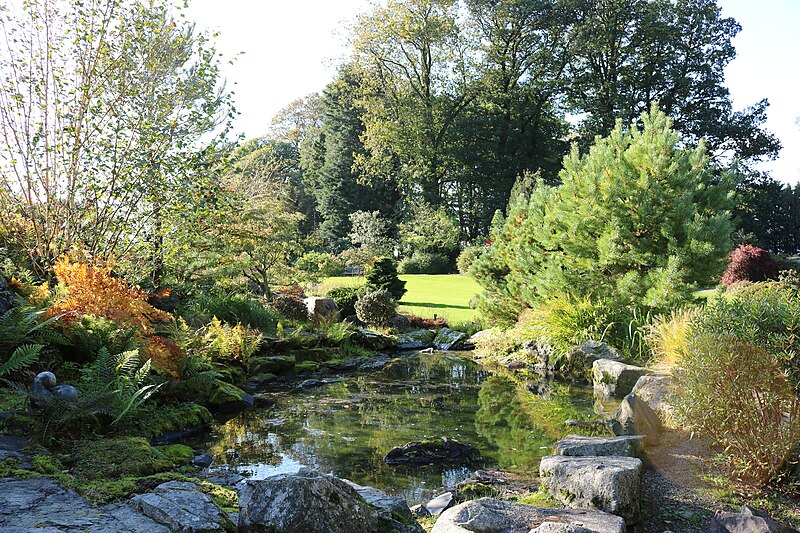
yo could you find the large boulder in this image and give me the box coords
[539,455,643,524]
[433,328,468,351]
[523,339,555,373]
[237,468,414,533]
[710,505,799,533]
[431,498,626,533]
[553,435,644,458]
[305,297,338,321]
[610,392,661,446]
[631,373,676,425]
[249,355,295,375]
[129,481,233,532]
[395,329,436,350]
[355,328,397,350]
[343,480,415,522]
[562,340,622,377]
[384,437,479,466]
[592,359,650,398]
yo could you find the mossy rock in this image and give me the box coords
[291,347,338,362]
[118,402,212,439]
[154,444,194,465]
[249,355,295,375]
[295,361,320,373]
[216,366,247,386]
[208,382,247,407]
[70,437,173,480]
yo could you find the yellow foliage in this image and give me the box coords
[48,256,169,334]
[646,307,697,367]
[142,336,184,378]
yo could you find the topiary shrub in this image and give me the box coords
[325,286,363,317]
[721,244,779,286]
[365,257,406,300]
[398,252,450,274]
[355,289,397,327]
[456,245,484,275]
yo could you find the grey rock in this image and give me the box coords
[0,435,28,461]
[344,314,368,327]
[610,392,661,446]
[592,359,650,398]
[192,453,213,469]
[426,491,455,517]
[433,328,468,351]
[395,329,436,350]
[411,504,431,519]
[631,373,676,424]
[563,341,623,376]
[384,437,479,466]
[539,455,643,524]
[297,377,345,389]
[355,328,396,350]
[129,480,231,532]
[343,479,414,521]
[533,523,594,533]
[199,469,245,488]
[30,371,79,407]
[710,505,799,533]
[390,315,412,329]
[553,435,645,457]
[305,296,339,321]
[524,339,556,372]
[0,477,169,532]
[0,275,16,315]
[237,468,412,533]
[431,498,626,533]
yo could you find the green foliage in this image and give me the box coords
[365,257,406,300]
[325,286,364,317]
[0,344,43,380]
[398,202,459,256]
[457,245,484,275]
[200,318,262,366]
[0,305,66,355]
[473,105,734,315]
[355,289,398,327]
[398,252,450,274]
[296,251,345,280]
[348,210,393,253]
[184,293,276,332]
[64,315,139,363]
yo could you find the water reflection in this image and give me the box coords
[203,353,599,503]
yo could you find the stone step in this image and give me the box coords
[553,435,645,457]
[539,455,643,524]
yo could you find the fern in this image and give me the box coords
[0,305,67,355]
[0,343,43,379]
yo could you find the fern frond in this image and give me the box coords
[0,344,43,377]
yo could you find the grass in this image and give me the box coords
[314,274,482,324]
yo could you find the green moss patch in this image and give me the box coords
[69,437,173,480]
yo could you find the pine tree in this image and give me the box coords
[365,257,407,301]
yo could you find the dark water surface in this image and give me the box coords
[203,352,601,503]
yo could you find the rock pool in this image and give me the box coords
[203,352,603,503]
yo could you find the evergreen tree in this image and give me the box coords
[365,257,407,301]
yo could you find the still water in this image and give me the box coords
[203,352,600,503]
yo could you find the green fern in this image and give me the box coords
[0,305,67,356]
[0,343,43,378]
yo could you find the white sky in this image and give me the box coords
[186,0,800,185]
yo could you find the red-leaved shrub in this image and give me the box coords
[721,244,779,286]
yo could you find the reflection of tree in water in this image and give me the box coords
[475,375,598,471]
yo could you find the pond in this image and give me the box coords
[202,352,604,504]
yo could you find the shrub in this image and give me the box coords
[355,289,397,327]
[646,308,697,366]
[365,257,406,300]
[141,336,184,378]
[398,252,450,274]
[456,245,484,275]
[406,315,449,329]
[296,251,344,280]
[721,244,780,286]
[266,296,309,322]
[49,257,169,333]
[325,286,363,317]
[185,292,276,332]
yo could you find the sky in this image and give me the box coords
[186,0,800,185]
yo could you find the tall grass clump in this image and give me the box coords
[646,307,697,367]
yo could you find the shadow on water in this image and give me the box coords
[202,352,600,504]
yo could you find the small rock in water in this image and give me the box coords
[297,377,345,389]
[425,492,454,517]
[410,504,431,519]
[192,453,213,469]
[384,437,479,466]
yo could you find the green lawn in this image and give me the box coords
[315,274,482,325]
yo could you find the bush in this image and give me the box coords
[646,308,696,366]
[296,251,344,280]
[406,315,449,329]
[721,244,779,286]
[365,257,406,300]
[355,289,397,327]
[185,292,276,332]
[398,252,450,274]
[266,296,309,322]
[325,286,363,317]
[456,245,484,275]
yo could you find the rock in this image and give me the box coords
[553,435,644,457]
[390,315,412,329]
[710,505,799,533]
[426,491,455,516]
[208,382,254,413]
[467,328,498,349]
[433,328,468,350]
[592,359,651,398]
[192,453,214,469]
[249,355,295,375]
[395,329,436,350]
[563,341,622,376]
[344,314,367,327]
[431,498,626,533]
[0,477,170,532]
[198,469,245,488]
[237,468,412,533]
[343,480,414,521]
[151,425,209,445]
[524,339,555,372]
[130,481,231,532]
[384,437,479,466]
[297,377,345,389]
[631,373,676,425]
[539,455,643,524]
[0,435,28,461]
[0,275,16,315]
[242,373,276,392]
[533,524,594,533]
[503,358,528,370]
[30,371,79,407]
[355,328,396,350]
[358,357,392,370]
[305,296,339,322]
[610,392,661,446]
[411,504,431,519]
